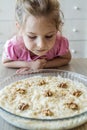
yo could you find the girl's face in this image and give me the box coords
[22,15,57,56]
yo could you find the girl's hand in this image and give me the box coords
[30,59,47,70]
[16,59,47,74]
[16,67,30,74]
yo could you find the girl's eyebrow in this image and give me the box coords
[27,32,36,35]
[46,31,56,35]
[27,31,56,35]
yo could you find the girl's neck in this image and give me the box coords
[30,51,37,57]
[16,35,25,47]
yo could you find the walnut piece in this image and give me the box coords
[38,80,46,86]
[42,109,53,116]
[44,90,53,97]
[59,83,68,88]
[18,103,29,110]
[73,90,82,97]
[25,82,31,87]
[65,102,79,110]
[17,88,26,94]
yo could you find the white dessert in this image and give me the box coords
[0,76,87,119]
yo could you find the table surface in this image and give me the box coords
[0,58,87,130]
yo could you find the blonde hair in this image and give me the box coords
[15,0,63,31]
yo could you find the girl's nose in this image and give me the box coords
[37,38,46,49]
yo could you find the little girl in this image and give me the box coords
[2,0,71,74]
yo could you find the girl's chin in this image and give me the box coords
[34,51,48,56]
[34,53,46,57]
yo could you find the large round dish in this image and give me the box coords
[0,69,87,130]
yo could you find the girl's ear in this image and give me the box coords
[15,21,20,29]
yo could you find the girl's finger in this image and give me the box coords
[16,68,29,74]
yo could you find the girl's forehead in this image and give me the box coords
[24,15,56,33]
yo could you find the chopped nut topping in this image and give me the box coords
[44,90,53,97]
[16,81,23,84]
[9,96,16,102]
[38,80,46,86]
[59,83,68,88]
[25,82,31,87]
[42,109,53,116]
[73,90,82,97]
[60,91,66,96]
[18,103,29,111]
[17,88,26,94]
[65,102,79,110]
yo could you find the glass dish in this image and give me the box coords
[0,69,87,130]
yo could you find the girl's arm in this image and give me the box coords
[45,50,71,68]
[2,59,31,68]
[2,58,47,69]
[2,50,71,69]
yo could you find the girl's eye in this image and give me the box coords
[28,36,37,39]
[45,35,53,39]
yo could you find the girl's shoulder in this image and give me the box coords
[4,36,17,47]
[54,33,69,49]
[4,35,24,49]
[56,33,69,44]
[3,36,28,61]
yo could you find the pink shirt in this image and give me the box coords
[2,34,69,61]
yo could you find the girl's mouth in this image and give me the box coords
[35,49,48,53]
[37,50,47,52]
